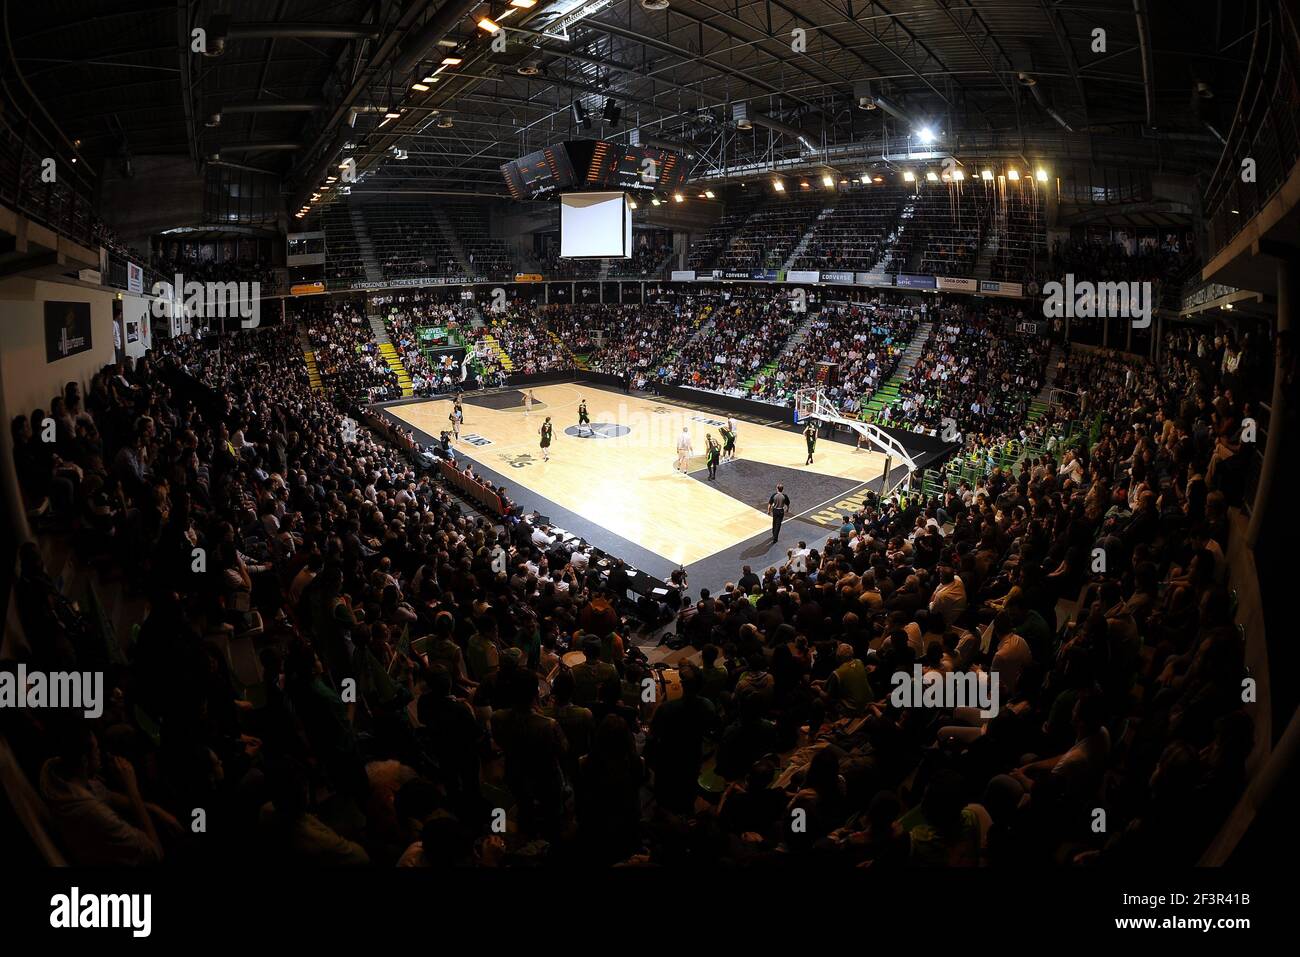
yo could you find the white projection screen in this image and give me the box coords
[560,191,632,258]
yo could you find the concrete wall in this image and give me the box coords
[0,277,118,419]
[98,155,205,254]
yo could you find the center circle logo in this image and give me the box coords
[564,422,629,439]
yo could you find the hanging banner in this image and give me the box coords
[820,270,855,284]
[670,270,696,281]
[896,274,936,289]
[786,270,820,283]
[855,272,892,286]
[936,276,978,292]
[126,262,144,293]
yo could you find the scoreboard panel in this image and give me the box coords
[502,140,686,199]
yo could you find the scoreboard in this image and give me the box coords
[501,139,686,200]
[583,142,686,191]
[501,145,576,201]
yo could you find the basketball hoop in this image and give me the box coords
[792,386,919,475]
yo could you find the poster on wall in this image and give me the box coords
[126,321,141,344]
[45,301,93,363]
[127,262,144,293]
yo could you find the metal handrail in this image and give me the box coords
[1202,0,1300,259]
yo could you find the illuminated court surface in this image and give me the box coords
[388,383,889,567]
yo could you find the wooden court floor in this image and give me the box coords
[389,383,890,566]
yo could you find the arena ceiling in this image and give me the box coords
[3,0,1259,207]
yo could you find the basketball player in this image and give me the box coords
[705,434,720,480]
[449,405,463,440]
[767,483,790,544]
[453,396,465,427]
[803,419,818,465]
[539,416,553,461]
[675,426,693,473]
[523,389,536,416]
[577,398,591,436]
[725,416,739,461]
[719,422,736,464]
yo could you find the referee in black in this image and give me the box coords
[767,483,790,543]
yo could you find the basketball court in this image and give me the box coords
[385,382,896,573]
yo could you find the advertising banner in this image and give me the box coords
[896,274,937,289]
[126,262,143,293]
[855,272,891,286]
[936,276,978,292]
[979,280,1024,297]
[45,301,93,362]
[820,270,855,284]
[786,270,820,284]
[670,270,696,281]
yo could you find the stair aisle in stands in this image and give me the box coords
[861,320,932,417]
[298,325,324,391]
[349,206,383,284]
[369,314,414,397]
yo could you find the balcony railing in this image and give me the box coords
[1203,0,1300,259]
[0,102,100,250]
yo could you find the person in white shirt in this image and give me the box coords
[675,426,693,473]
[989,613,1032,696]
[929,565,968,626]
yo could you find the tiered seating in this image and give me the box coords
[713,197,823,272]
[869,300,1050,453]
[908,184,988,278]
[792,187,910,272]
[607,236,673,278]
[481,305,572,375]
[445,202,515,279]
[989,187,1046,281]
[752,295,922,408]
[362,204,459,280]
[542,299,703,383]
[686,194,761,269]
[322,204,367,284]
[7,296,1261,869]
[292,298,399,401]
[376,292,477,396]
[667,290,800,395]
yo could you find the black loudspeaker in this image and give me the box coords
[572,101,590,129]
[602,99,622,127]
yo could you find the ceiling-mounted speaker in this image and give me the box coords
[603,99,622,127]
[572,101,591,130]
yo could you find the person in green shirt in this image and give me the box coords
[823,643,873,714]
